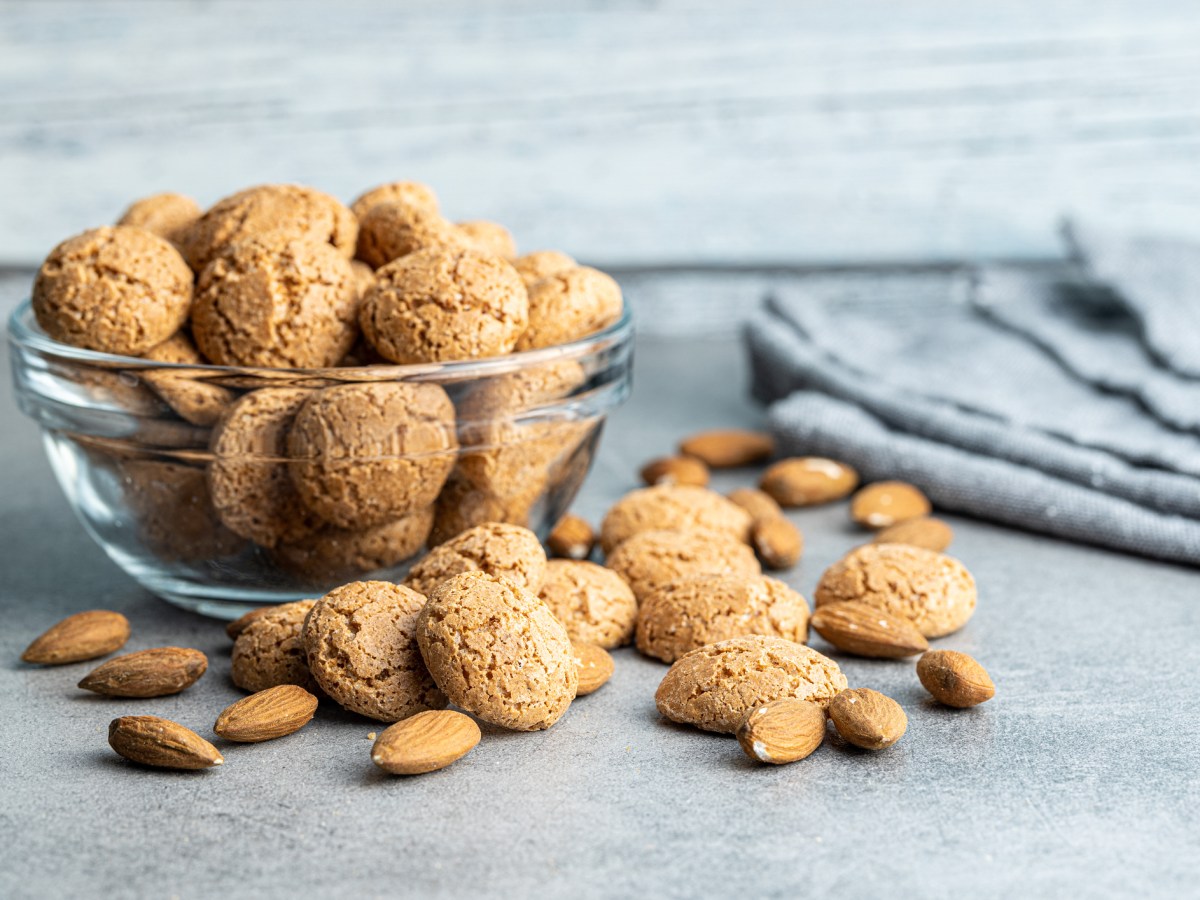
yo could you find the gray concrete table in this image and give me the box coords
[0,272,1197,899]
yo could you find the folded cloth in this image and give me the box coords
[745,231,1200,565]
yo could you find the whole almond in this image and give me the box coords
[225,605,273,640]
[679,429,774,468]
[546,514,595,560]
[108,715,224,770]
[809,601,929,659]
[21,610,130,665]
[726,487,783,523]
[640,456,710,487]
[917,650,995,708]
[214,684,318,742]
[736,698,826,765]
[371,710,481,775]
[78,647,208,697]
[573,642,614,696]
[828,688,907,750]
[760,457,858,507]
[751,516,803,570]
[851,481,931,529]
[874,517,953,551]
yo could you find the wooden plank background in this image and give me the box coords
[2,0,1198,268]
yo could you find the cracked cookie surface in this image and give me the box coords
[269,506,435,584]
[405,522,547,598]
[538,559,638,649]
[231,600,319,694]
[516,266,623,351]
[604,529,760,602]
[600,484,754,554]
[117,192,201,246]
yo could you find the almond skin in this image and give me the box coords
[917,650,995,708]
[828,688,907,750]
[760,457,858,507]
[640,456,710,487]
[573,642,614,696]
[736,698,826,765]
[78,647,208,698]
[546,514,595,560]
[726,487,783,523]
[874,517,953,552]
[679,429,774,468]
[21,610,130,665]
[371,710,481,775]
[751,516,803,570]
[809,601,929,659]
[851,481,931,529]
[108,715,224,770]
[214,685,318,742]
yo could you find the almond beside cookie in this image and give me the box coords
[372,710,481,775]
[809,601,929,659]
[828,688,907,750]
[214,685,319,742]
[917,650,995,708]
[736,698,826,765]
[21,610,130,665]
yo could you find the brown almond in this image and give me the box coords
[851,480,931,529]
[760,457,858,507]
[573,642,614,696]
[546,514,595,560]
[917,650,995,708]
[371,710,481,775]
[726,487,783,523]
[874,517,953,552]
[736,698,826,765]
[108,715,224,770]
[828,688,907,750]
[640,456,710,487]
[214,685,318,742]
[751,516,803,570]
[225,605,273,640]
[78,647,208,698]
[21,610,130,665]
[679,429,774,468]
[809,601,929,659]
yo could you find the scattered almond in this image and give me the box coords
[736,698,826,765]
[21,610,130,665]
[679,429,774,468]
[726,487,783,522]
[751,516,803,570]
[809,601,929,659]
[874,517,953,552]
[917,650,995,708]
[108,715,224,770]
[851,480,931,529]
[371,710,481,775]
[828,688,907,750]
[214,685,318,742]
[78,647,208,698]
[640,455,710,487]
[546,514,595,560]
[760,457,858,507]
[573,642,614,696]
[225,605,273,640]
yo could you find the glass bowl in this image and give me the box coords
[8,300,633,618]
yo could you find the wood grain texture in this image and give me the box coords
[2,0,1199,266]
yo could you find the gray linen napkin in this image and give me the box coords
[746,246,1200,565]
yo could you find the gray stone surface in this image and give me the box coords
[1,274,1198,899]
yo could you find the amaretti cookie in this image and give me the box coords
[350,181,440,221]
[655,635,847,734]
[303,581,446,722]
[813,543,976,638]
[117,193,202,246]
[286,382,458,528]
[355,204,471,269]
[604,528,761,602]
[417,571,577,731]
[269,507,434,583]
[636,574,810,664]
[457,220,516,259]
[512,250,576,288]
[141,331,206,365]
[359,247,529,363]
[191,236,359,369]
[33,226,193,356]
[537,559,638,649]
[599,484,754,554]
[405,522,547,598]
[231,599,319,694]
[120,460,244,562]
[516,266,623,351]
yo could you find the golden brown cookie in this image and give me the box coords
[355,204,471,269]
[141,331,206,364]
[350,260,376,299]
[181,184,357,272]
[231,600,319,694]
[636,574,810,663]
[208,388,322,548]
[405,522,547,597]
[303,581,446,722]
[427,473,517,548]
[269,506,434,583]
[359,247,528,363]
[120,460,245,562]
[117,193,201,246]
[814,543,976,638]
[457,220,516,258]
[873,517,954,552]
[512,250,576,288]
[537,559,638,649]
[191,236,359,368]
[33,226,194,356]
[599,484,753,554]
[416,571,577,731]
[604,528,761,602]
[516,266,623,351]
[654,635,847,733]
[350,181,439,221]
[286,382,457,529]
